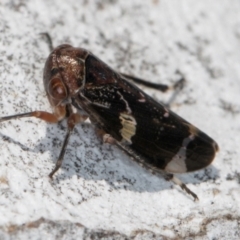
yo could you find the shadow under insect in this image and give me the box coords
[0,118,219,199]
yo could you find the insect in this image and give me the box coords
[0,37,219,201]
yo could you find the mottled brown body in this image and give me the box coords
[0,44,219,200]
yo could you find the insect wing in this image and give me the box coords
[75,55,218,174]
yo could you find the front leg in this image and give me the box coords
[0,106,88,178]
[48,113,88,178]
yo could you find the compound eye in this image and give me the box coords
[48,78,67,100]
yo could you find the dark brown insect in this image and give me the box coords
[0,39,219,200]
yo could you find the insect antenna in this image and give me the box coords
[40,32,54,52]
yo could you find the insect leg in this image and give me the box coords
[165,77,185,107]
[165,173,199,201]
[103,134,116,144]
[95,129,116,144]
[121,73,169,92]
[122,73,185,108]
[48,113,88,178]
[0,109,87,178]
[0,111,59,123]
